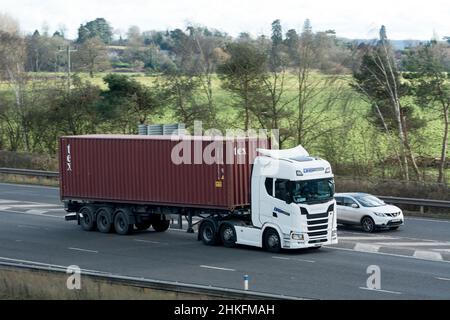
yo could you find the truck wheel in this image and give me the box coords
[96,208,114,233]
[135,222,152,231]
[114,209,133,235]
[79,206,96,232]
[152,218,170,232]
[199,221,218,246]
[220,224,237,248]
[263,229,281,253]
[361,216,375,233]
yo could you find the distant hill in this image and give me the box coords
[342,38,430,50]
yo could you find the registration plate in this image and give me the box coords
[391,219,401,223]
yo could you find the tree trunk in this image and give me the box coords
[438,106,449,184]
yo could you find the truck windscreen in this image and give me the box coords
[291,178,335,204]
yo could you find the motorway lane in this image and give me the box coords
[0,183,449,299]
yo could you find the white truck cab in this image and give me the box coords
[228,145,338,252]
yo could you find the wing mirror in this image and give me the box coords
[351,204,359,209]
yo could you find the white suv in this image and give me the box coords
[335,193,404,232]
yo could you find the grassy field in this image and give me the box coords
[0,71,448,183]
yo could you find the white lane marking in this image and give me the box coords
[0,200,20,204]
[0,183,59,190]
[200,265,236,272]
[7,204,61,208]
[359,287,402,295]
[339,236,397,241]
[406,217,450,224]
[0,206,12,210]
[68,247,98,254]
[0,256,109,274]
[0,209,64,219]
[354,243,380,253]
[272,256,315,263]
[134,239,162,244]
[326,246,450,264]
[25,209,48,215]
[436,277,450,281]
[413,251,443,261]
[432,249,450,253]
[375,242,450,247]
[17,225,40,229]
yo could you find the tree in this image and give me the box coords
[270,19,283,70]
[77,18,113,44]
[404,42,450,183]
[162,72,212,127]
[217,41,267,131]
[101,74,164,130]
[74,37,110,77]
[352,26,423,180]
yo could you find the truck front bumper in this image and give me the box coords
[282,229,338,249]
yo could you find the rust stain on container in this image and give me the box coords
[59,135,269,210]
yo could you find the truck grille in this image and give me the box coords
[305,204,334,239]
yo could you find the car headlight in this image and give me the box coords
[373,212,385,217]
[291,233,304,240]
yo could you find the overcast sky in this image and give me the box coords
[1,0,448,40]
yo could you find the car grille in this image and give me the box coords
[385,212,401,217]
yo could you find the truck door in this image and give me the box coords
[272,179,294,231]
[259,177,275,225]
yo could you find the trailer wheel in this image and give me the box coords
[114,209,133,235]
[79,206,96,232]
[199,221,218,246]
[152,216,170,232]
[96,207,114,233]
[135,222,152,231]
[220,224,237,248]
[263,228,281,253]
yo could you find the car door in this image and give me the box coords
[335,196,349,223]
[343,197,361,223]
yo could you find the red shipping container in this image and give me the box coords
[59,135,269,210]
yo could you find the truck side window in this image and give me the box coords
[265,178,273,196]
[275,179,290,202]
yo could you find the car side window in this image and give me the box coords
[275,179,290,202]
[335,197,344,206]
[343,197,357,207]
[265,178,273,196]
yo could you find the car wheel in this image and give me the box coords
[361,216,375,233]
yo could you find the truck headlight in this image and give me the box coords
[373,212,385,217]
[291,233,304,240]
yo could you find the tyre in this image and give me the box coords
[135,222,152,231]
[389,226,400,230]
[220,224,237,248]
[96,207,114,233]
[199,221,218,246]
[361,216,376,233]
[152,216,170,232]
[79,206,96,231]
[263,228,281,253]
[114,209,133,235]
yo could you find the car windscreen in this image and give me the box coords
[291,178,335,204]
[354,195,385,207]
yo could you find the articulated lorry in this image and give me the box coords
[61,134,337,253]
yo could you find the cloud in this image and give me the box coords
[1,0,447,40]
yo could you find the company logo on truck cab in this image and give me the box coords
[303,167,324,174]
[66,144,72,172]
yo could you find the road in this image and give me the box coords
[0,182,449,299]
